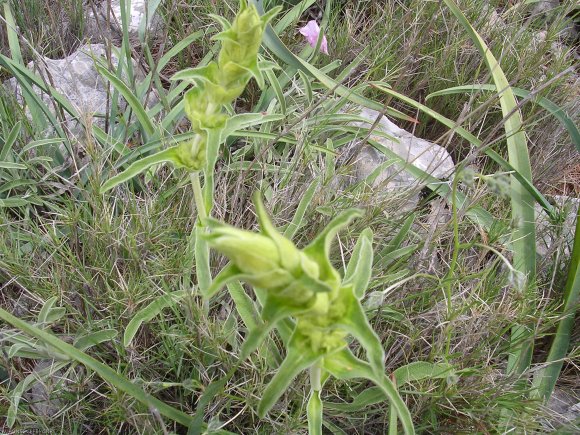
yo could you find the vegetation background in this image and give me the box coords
[0,0,578,433]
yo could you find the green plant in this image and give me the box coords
[204,193,414,433]
[98,2,418,432]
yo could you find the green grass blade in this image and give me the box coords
[532,207,580,401]
[371,83,555,220]
[0,306,194,426]
[95,63,155,138]
[123,291,187,347]
[0,121,21,160]
[100,146,181,193]
[2,3,22,65]
[427,84,580,151]
[442,0,537,376]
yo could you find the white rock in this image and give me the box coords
[4,43,157,134]
[335,107,455,210]
[85,0,164,42]
[5,44,132,134]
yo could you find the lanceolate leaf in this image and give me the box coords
[95,63,155,138]
[303,209,362,288]
[344,228,374,299]
[335,286,385,376]
[323,348,373,380]
[258,334,320,417]
[283,179,319,240]
[100,146,183,193]
[123,291,187,347]
[427,84,580,151]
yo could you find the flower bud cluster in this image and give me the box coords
[177,1,279,171]
[205,195,356,355]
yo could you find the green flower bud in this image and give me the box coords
[295,319,347,354]
[205,224,297,289]
[218,2,263,74]
[173,139,206,171]
[184,87,228,131]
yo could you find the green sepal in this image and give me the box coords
[208,13,232,32]
[240,57,265,88]
[259,5,283,27]
[203,263,241,299]
[258,59,280,71]
[212,29,241,44]
[335,285,385,376]
[240,295,305,360]
[253,192,302,273]
[171,63,218,84]
[322,348,373,380]
[257,330,321,417]
[303,209,363,291]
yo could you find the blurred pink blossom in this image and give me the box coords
[299,20,328,55]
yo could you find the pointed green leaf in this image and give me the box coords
[100,146,182,193]
[303,209,362,288]
[283,179,319,239]
[204,263,242,299]
[74,329,118,351]
[323,348,373,380]
[344,228,374,299]
[393,361,456,386]
[0,121,21,160]
[95,63,155,138]
[37,296,59,325]
[258,335,320,417]
[123,291,187,347]
[335,286,385,376]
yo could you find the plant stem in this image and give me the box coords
[442,171,462,356]
[310,364,322,391]
[190,171,207,223]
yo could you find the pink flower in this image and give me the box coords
[299,20,329,55]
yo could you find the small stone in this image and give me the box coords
[334,107,454,211]
[85,0,164,43]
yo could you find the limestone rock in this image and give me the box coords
[335,107,455,211]
[3,43,154,136]
[85,0,164,43]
